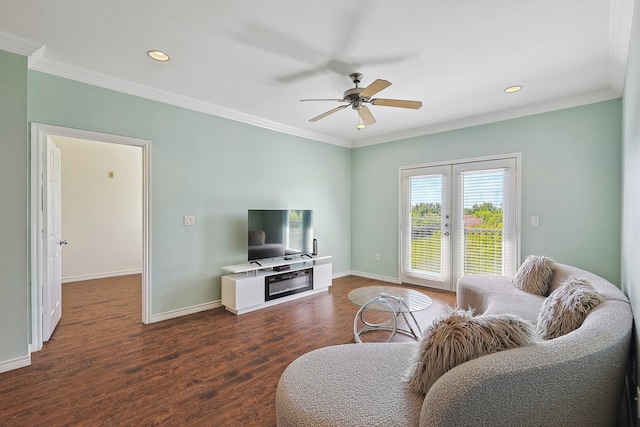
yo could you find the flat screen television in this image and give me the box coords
[248,209,314,261]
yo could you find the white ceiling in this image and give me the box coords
[0,0,635,147]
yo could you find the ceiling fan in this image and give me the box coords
[301,73,422,127]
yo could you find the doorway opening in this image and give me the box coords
[30,123,152,352]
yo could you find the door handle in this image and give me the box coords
[60,240,68,245]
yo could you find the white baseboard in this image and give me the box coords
[0,354,31,374]
[62,269,143,283]
[149,300,223,323]
[332,270,352,279]
[349,270,401,284]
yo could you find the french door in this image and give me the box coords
[400,157,519,291]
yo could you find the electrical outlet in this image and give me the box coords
[183,215,195,226]
[375,254,380,261]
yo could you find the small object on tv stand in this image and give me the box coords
[274,265,291,272]
[312,239,318,256]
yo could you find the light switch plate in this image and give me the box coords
[531,216,540,227]
[183,215,195,226]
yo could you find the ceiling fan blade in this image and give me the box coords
[358,106,376,125]
[370,98,423,109]
[301,98,347,102]
[309,104,349,122]
[359,79,391,98]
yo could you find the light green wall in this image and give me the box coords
[352,100,622,285]
[0,36,630,369]
[0,50,29,361]
[622,0,640,384]
[27,71,352,314]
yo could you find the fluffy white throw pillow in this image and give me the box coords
[512,255,554,296]
[536,277,605,340]
[405,309,537,395]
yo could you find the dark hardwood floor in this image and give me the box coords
[0,274,456,426]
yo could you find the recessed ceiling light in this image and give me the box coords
[504,85,523,93]
[147,50,170,62]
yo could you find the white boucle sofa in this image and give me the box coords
[276,263,633,426]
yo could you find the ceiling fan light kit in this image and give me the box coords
[302,73,422,128]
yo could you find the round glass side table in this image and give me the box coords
[348,285,433,343]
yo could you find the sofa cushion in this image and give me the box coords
[512,255,554,296]
[536,277,605,340]
[405,309,537,395]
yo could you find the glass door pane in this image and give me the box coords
[460,169,505,275]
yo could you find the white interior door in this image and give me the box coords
[43,138,63,341]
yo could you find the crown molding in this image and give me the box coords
[609,0,635,93]
[351,89,621,148]
[24,52,626,150]
[7,0,633,152]
[27,44,46,68]
[0,30,42,56]
[27,56,352,148]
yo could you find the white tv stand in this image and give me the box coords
[221,255,332,315]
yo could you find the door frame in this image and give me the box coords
[397,153,521,291]
[30,123,152,352]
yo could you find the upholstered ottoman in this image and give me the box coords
[276,342,422,427]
